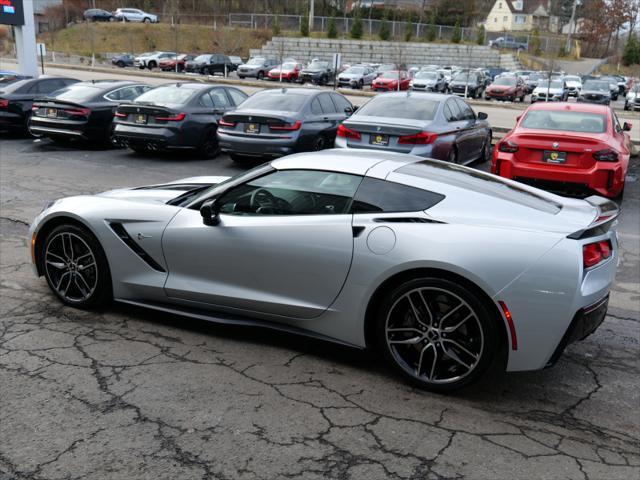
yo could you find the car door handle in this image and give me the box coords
[323,117,329,121]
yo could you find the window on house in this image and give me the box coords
[503,16,508,21]
[515,15,526,24]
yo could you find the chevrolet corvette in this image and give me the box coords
[29,150,619,391]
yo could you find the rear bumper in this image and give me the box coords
[494,155,626,198]
[29,117,89,139]
[0,110,24,128]
[545,295,609,367]
[217,130,297,157]
[112,124,185,149]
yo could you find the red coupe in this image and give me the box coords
[371,71,411,92]
[492,102,632,198]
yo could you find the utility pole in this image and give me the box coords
[565,0,579,54]
[309,0,314,34]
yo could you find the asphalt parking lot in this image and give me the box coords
[1,133,638,480]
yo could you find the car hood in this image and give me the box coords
[565,81,581,87]
[412,79,437,85]
[581,89,610,96]
[97,176,229,205]
[533,87,563,94]
[239,64,260,69]
[302,68,325,74]
[487,84,514,90]
[339,73,361,79]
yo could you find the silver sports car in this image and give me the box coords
[29,150,619,391]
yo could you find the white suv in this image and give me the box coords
[113,8,158,23]
[134,51,177,69]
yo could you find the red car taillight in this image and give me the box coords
[269,121,302,131]
[66,108,92,116]
[218,118,236,127]
[583,240,612,268]
[337,124,361,140]
[398,132,436,144]
[0,98,9,108]
[155,112,186,121]
[592,149,618,162]
[498,140,519,153]
[114,111,127,118]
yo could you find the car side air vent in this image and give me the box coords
[373,217,445,224]
[108,222,166,272]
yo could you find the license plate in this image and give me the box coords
[135,114,147,125]
[245,123,260,134]
[46,108,57,118]
[543,150,567,164]
[370,134,389,146]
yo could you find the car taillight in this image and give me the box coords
[592,149,618,162]
[114,112,127,118]
[269,121,302,131]
[155,112,186,121]
[337,124,361,140]
[498,140,519,153]
[218,118,236,127]
[0,99,8,108]
[66,108,91,116]
[583,240,612,268]
[398,132,436,144]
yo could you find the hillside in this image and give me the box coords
[36,23,271,58]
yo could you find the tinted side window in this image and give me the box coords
[330,93,352,112]
[199,93,214,107]
[446,100,462,121]
[443,101,456,122]
[455,98,475,120]
[209,89,231,108]
[311,98,323,115]
[318,94,336,114]
[351,177,444,213]
[227,88,248,106]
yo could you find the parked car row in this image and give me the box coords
[1,74,633,200]
[84,8,158,23]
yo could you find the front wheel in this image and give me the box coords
[257,71,264,80]
[376,277,498,392]
[42,224,112,309]
[147,61,156,69]
[143,17,151,23]
[116,61,125,68]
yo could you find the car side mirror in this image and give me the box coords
[200,198,220,226]
[344,106,354,115]
[477,112,488,120]
[623,122,632,131]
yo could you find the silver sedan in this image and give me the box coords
[29,150,618,391]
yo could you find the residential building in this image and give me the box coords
[485,0,560,33]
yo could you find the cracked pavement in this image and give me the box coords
[1,135,638,479]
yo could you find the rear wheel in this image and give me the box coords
[116,60,125,68]
[358,80,364,89]
[42,224,112,309]
[480,133,492,163]
[447,147,458,164]
[376,277,497,392]
[257,71,264,80]
[196,128,220,159]
[313,135,327,151]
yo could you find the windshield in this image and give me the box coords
[307,61,328,69]
[281,62,297,70]
[415,72,437,80]
[344,67,365,74]
[381,71,401,79]
[356,96,439,121]
[239,92,308,112]
[246,57,265,65]
[583,81,609,91]
[564,76,581,82]
[493,77,516,86]
[50,85,101,102]
[134,85,195,105]
[537,80,563,89]
[378,64,395,71]
[521,110,606,134]
[529,74,545,81]
[194,55,211,62]
[453,73,478,82]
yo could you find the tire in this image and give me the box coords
[447,147,458,164]
[148,61,156,69]
[196,127,220,159]
[358,80,363,90]
[238,75,245,79]
[313,135,327,151]
[143,17,151,23]
[42,224,112,309]
[116,60,125,68]
[375,277,498,392]
[624,102,629,111]
[257,71,264,80]
[480,132,492,163]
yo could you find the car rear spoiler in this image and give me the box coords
[567,195,620,239]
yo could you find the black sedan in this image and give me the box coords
[299,60,334,85]
[0,76,79,133]
[112,82,247,158]
[30,81,151,143]
[217,88,355,162]
[83,9,114,21]
[334,92,491,165]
